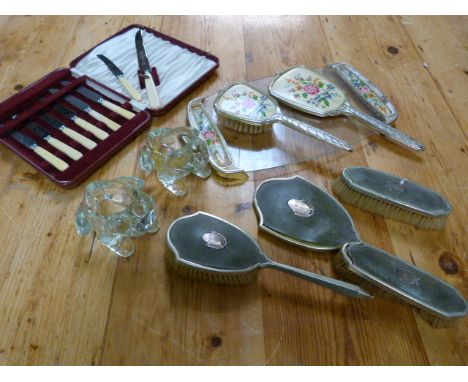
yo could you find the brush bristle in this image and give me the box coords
[332,254,453,328]
[218,115,271,135]
[165,249,259,285]
[332,177,448,230]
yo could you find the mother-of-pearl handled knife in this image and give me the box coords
[97,54,143,102]
[26,123,83,161]
[135,30,161,110]
[41,114,97,150]
[10,130,69,171]
[55,104,109,140]
[75,86,135,120]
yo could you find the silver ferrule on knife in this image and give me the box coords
[26,122,83,161]
[10,130,69,172]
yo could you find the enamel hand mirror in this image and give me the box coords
[269,65,425,152]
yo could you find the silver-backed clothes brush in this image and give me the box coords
[253,176,467,327]
[167,211,371,299]
[332,166,452,230]
[269,65,425,152]
[213,83,352,152]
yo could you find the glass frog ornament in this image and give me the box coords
[139,126,211,197]
[75,176,160,258]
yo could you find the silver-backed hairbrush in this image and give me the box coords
[332,166,452,230]
[253,176,467,328]
[166,211,371,299]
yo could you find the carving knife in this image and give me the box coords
[49,89,120,131]
[97,54,142,102]
[10,130,69,172]
[26,122,83,161]
[135,30,161,109]
[74,85,135,120]
[41,114,97,150]
[54,104,109,140]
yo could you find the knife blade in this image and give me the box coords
[75,86,135,120]
[10,130,69,171]
[135,30,161,109]
[41,114,97,150]
[48,89,120,132]
[26,122,83,161]
[97,54,142,102]
[54,104,109,141]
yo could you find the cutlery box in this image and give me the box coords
[0,24,219,188]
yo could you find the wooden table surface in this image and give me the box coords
[0,16,466,365]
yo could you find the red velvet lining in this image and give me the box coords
[138,67,161,88]
[0,24,219,187]
[0,68,151,188]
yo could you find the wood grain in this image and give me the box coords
[0,16,466,365]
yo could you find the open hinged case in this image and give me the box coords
[0,24,219,188]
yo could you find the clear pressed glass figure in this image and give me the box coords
[139,126,211,196]
[75,176,160,257]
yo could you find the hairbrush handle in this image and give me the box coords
[273,114,352,152]
[264,260,372,299]
[340,103,425,152]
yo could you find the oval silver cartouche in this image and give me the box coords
[287,199,315,218]
[202,231,227,249]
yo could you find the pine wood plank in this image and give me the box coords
[98,15,266,366]
[0,15,466,365]
[243,15,431,366]
[319,15,467,365]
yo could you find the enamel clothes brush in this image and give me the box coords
[326,62,398,124]
[166,211,371,298]
[187,97,249,184]
[332,166,452,230]
[213,83,352,152]
[253,176,467,327]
